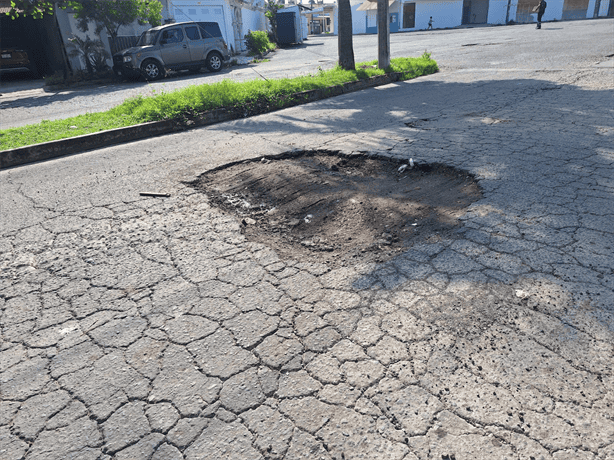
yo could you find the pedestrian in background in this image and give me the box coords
[533,0,547,29]
[427,17,434,29]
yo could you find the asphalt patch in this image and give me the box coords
[191,151,482,266]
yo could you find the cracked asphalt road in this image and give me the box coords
[1,20,614,460]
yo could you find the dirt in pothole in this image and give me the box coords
[191,151,482,266]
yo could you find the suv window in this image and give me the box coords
[198,22,222,38]
[185,26,201,40]
[161,27,184,44]
[137,29,159,46]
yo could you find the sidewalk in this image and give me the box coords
[0,42,613,460]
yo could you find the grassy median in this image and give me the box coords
[0,55,438,151]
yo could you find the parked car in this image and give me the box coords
[0,47,37,76]
[113,21,230,81]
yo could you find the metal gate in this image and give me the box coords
[562,0,589,19]
[110,36,139,54]
[462,0,490,24]
[403,2,415,28]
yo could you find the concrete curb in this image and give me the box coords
[1,72,407,169]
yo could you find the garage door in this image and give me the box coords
[562,0,589,19]
[462,0,490,23]
[172,4,229,46]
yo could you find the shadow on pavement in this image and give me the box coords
[0,66,233,111]
[207,76,613,319]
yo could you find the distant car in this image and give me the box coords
[0,48,37,76]
[113,21,230,81]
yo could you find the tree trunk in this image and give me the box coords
[377,0,390,69]
[337,0,355,70]
[109,24,120,43]
[84,54,94,75]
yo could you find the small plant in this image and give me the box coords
[252,58,270,63]
[66,35,110,76]
[421,50,432,60]
[44,71,65,86]
[244,30,276,56]
[43,70,84,86]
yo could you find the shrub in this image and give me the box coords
[66,35,110,76]
[44,71,65,86]
[244,30,276,56]
[4,56,438,151]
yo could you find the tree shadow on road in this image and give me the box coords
[0,66,237,114]
[203,75,613,325]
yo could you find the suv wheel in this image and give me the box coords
[206,52,223,72]
[141,60,164,81]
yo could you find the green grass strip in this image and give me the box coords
[0,56,438,151]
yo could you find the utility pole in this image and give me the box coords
[377,0,389,69]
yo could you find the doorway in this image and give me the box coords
[462,0,490,24]
[0,14,59,78]
[366,11,377,34]
[390,12,399,32]
[403,2,415,28]
[562,0,590,19]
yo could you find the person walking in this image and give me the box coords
[533,0,547,29]
[427,17,434,29]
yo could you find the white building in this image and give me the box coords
[57,0,269,73]
[167,0,268,53]
[329,0,613,36]
[47,0,614,73]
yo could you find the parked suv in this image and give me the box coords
[113,22,230,80]
[1,45,38,76]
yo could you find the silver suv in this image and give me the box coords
[113,22,230,80]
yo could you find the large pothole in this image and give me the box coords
[191,151,482,266]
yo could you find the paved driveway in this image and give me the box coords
[1,19,613,460]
